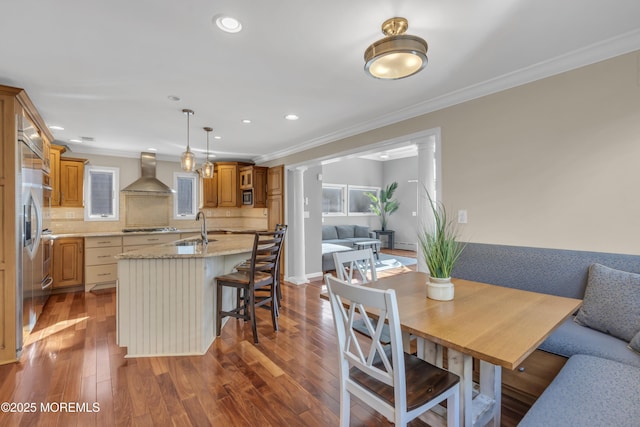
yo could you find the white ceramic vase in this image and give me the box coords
[427,276,454,301]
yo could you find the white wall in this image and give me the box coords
[382,157,419,250]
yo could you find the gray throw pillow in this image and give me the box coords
[574,263,640,342]
[354,226,370,238]
[629,331,640,354]
[336,225,356,239]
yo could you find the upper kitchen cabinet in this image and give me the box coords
[217,162,250,207]
[49,144,64,206]
[239,165,267,208]
[267,165,284,196]
[202,164,218,208]
[50,144,87,207]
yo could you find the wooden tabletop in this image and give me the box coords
[362,272,582,370]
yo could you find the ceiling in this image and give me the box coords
[2,1,640,164]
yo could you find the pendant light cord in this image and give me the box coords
[186,112,191,152]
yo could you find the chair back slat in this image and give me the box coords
[333,249,377,284]
[253,230,286,276]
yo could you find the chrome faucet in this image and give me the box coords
[196,210,208,245]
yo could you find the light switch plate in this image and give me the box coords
[457,209,468,224]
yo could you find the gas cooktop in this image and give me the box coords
[122,227,178,233]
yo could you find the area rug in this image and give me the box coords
[376,253,417,272]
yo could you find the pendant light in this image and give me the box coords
[364,17,428,80]
[201,127,214,178]
[180,109,196,172]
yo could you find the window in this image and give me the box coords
[174,172,197,219]
[85,166,119,221]
[322,184,346,216]
[348,185,379,215]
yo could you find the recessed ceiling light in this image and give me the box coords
[214,15,242,33]
[70,139,82,143]
[284,114,299,121]
[49,125,64,130]
[241,119,252,124]
[380,153,390,159]
[147,148,157,151]
[213,135,222,140]
[167,95,180,102]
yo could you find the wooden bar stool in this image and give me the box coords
[216,230,285,343]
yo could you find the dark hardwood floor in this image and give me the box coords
[0,249,527,426]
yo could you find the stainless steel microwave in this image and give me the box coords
[242,190,253,205]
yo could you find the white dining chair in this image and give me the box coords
[333,248,417,351]
[333,248,377,284]
[325,274,460,427]
[332,249,389,341]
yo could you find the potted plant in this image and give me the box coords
[365,182,399,231]
[418,189,466,300]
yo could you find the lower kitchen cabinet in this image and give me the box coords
[52,237,84,289]
[84,236,123,292]
[122,233,176,252]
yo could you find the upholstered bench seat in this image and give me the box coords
[540,317,640,369]
[518,354,640,427]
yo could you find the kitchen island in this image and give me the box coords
[115,233,254,357]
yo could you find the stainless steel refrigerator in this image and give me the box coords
[16,114,51,354]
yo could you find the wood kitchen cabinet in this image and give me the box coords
[202,166,218,208]
[49,144,64,206]
[60,158,86,207]
[217,162,251,207]
[0,85,55,364]
[84,236,122,292]
[267,165,285,280]
[267,165,284,229]
[252,167,267,208]
[122,233,176,252]
[53,237,84,289]
[239,165,267,208]
[50,144,87,207]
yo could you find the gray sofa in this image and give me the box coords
[321,225,381,271]
[452,243,640,426]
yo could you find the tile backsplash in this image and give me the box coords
[50,194,268,234]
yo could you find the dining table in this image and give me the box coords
[358,271,582,427]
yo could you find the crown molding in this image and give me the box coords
[255,28,640,164]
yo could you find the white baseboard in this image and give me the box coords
[286,275,310,285]
[306,271,324,280]
[394,242,417,251]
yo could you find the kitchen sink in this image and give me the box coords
[173,239,215,247]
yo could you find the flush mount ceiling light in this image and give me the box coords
[180,109,196,172]
[364,17,428,80]
[201,127,214,179]
[214,15,242,33]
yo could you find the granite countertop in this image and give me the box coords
[49,228,261,239]
[115,233,255,259]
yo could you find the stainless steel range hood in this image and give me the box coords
[121,152,174,194]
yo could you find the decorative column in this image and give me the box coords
[288,166,309,284]
[416,134,438,273]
